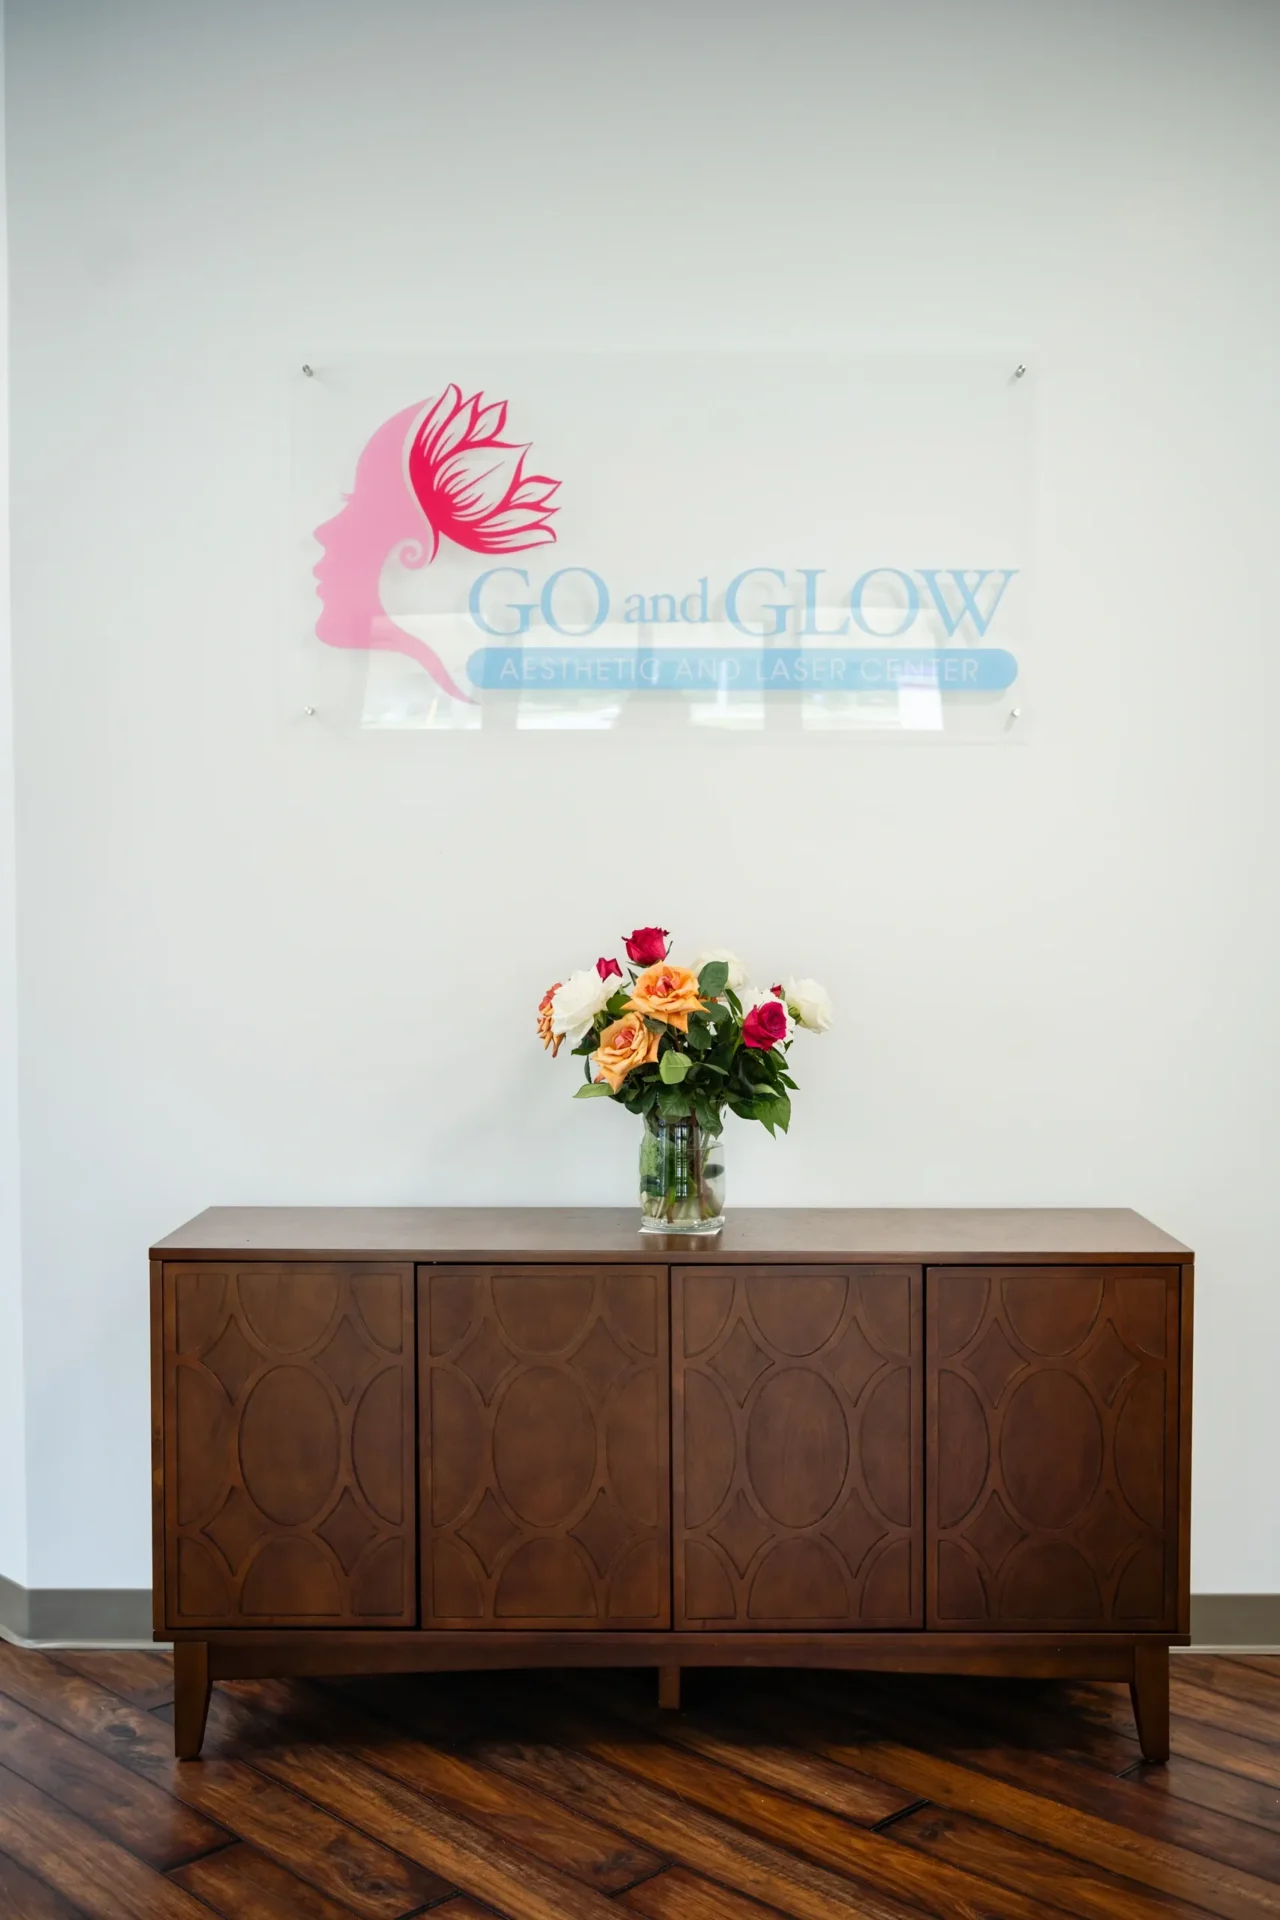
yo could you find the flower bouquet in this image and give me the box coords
[538,926,831,1233]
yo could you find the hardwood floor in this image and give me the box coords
[0,1646,1275,1918]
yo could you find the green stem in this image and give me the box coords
[689,1118,705,1219]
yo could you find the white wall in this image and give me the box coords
[0,0,25,1590]
[4,0,1278,1592]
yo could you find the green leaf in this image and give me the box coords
[659,1050,691,1084]
[686,1022,712,1052]
[697,960,730,998]
[754,1093,791,1133]
[605,989,630,1017]
[573,1082,613,1099]
[658,1086,692,1120]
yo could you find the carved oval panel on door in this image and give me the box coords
[673,1266,923,1630]
[927,1265,1179,1630]
[162,1263,416,1628]
[420,1265,670,1629]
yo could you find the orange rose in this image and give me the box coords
[625,962,704,1033]
[592,1013,660,1092]
[537,982,563,1057]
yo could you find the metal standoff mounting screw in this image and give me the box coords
[1010,706,1023,720]
[1013,364,1027,379]
[303,705,317,717]
[301,364,315,378]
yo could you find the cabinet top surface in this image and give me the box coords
[152,1206,1191,1263]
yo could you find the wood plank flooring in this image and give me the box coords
[0,1648,1275,1918]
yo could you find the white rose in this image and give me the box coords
[745,987,794,1042]
[691,948,749,992]
[784,976,833,1033]
[550,969,614,1042]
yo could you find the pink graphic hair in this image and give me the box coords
[406,386,560,557]
[312,386,560,703]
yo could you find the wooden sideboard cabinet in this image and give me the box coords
[149,1207,1193,1762]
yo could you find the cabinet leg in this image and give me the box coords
[173,1642,212,1761]
[1130,1643,1170,1764]
[658,1665,681,1712]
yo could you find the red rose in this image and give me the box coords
[742,999,788,1050]
[596,956,623,981]
[623,926,669,966]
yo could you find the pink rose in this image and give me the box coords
[624,926,669,966]
[743,998,789,1051]
[596,956,623,981]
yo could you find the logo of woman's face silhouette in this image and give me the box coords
[312,386,560,701]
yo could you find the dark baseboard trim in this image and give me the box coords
[0,1577,1276,1651]
[1187,1594,1280,1652]
[0,1574,155,1647]
[0,1572,26,1640]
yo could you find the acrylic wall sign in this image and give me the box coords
[291,354,1031,736]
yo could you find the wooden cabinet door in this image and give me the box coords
[928,1266,1179,1630]
[420,1265,670,1628]
[673,1266,922,1629]
[162,1263,416,1628]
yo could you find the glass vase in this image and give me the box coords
[638,1112,725,1234]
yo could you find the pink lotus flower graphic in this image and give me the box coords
[313,385,560,702]
[407,388,559,557]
